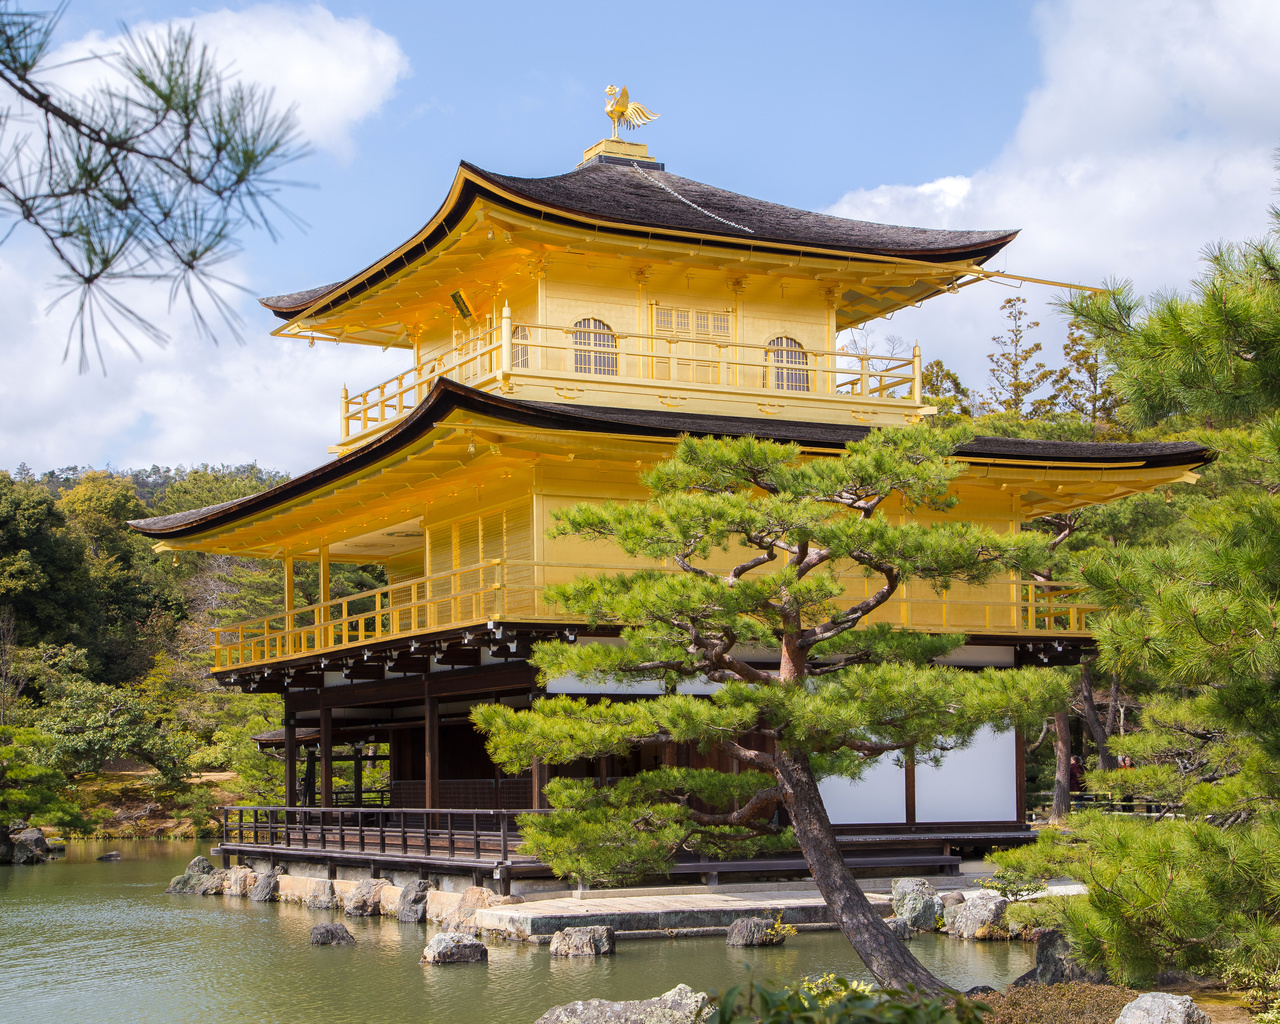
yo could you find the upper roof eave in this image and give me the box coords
[128,379,1214,543]
[259,160,1020,327]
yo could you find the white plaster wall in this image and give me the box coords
[817,757,907,825]
[914,727,1018,823]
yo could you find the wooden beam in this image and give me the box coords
[425,689,439,808]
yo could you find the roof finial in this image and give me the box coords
[605,85,659,140]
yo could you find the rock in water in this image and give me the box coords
[884,917,913,940]
[535,984,708,1024]
[305,879,337,909]
[725,918,785,947]
[96,852,122,862]
[223,867,258,897]
[1114,992,1211,1024]
[165,856,229,895]
[420,932,488,965]
[550,926,617,956]
[949,890,1008,939]
[939,890,966,908]
[344,878,389,917]
[891,877,936,913]
[1011,928,1108,987]
[11,828,50,865]
[891,877,943,931]
[395,880,433,923]
[249,865,283,902]
[440,885,500,933]
[310,923,356,945]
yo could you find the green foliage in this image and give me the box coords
[1051,321,1123,431]
[993,813,1280,987]
[979,870,1042,903]
[0,726,79,828]
[921,358,973,422]
[979,983,1139,1024]
[709,978,984,1024]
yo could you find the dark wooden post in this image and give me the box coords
[425,692,439,808]
[1014,729,1027,824]
[353,744,364,809]
[532,757,549,809]
[320,707,333,809]
[904,748,917,825]
[284,713,298,808]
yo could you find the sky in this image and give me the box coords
[2,0,1279,476]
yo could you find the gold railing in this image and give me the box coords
[211,562,1094,670]
[339,310,924,442]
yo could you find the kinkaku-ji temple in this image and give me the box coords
[130,105,1208,894]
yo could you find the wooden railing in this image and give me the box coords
[338,311,925,443]
[210,562,1095,670]
[219,805,545,866]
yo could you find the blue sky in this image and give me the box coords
[3,0,1279,474]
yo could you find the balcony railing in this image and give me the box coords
[210,562,1094,670]
[338,311,926,443]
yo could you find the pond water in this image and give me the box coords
[0,842,1034,1024]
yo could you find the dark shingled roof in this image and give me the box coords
[129,379,1212,541]
[259,160,1019,318]
[470,161,1017,262]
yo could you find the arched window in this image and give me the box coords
[511,325,530,369]
[572,318,617,376]
[764,337,810,392]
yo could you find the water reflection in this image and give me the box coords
[0,842,1033,1024]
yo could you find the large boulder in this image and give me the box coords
[551,926,617,957]
[892,877,943,931]
[395,880,433,923]
[535,984,708,1024]
[1011,928,1108,986]
[949,890,1008,939]
[344,878,389,917]
[305,879,337,910]
[96,851,122,862]
[310,923,356,945]
[166,855,228,895]
[1114,992,1211,1024]
[249,865,283,902]
[725,917,786,947]
[940,890,966,908]
[224,867,258,897]
[440,885,501,933]
[420,932,488,965]
[11,827,50,864]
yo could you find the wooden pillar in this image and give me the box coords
[318,545,330,648]
[282,553,295,656]
[425,689,439,808]
[284,713,297,808]
[904,748,917,825]
[532,757,549,810]
[319,707,333,809]
[353,744,364,809]
[1015,730,1027,824]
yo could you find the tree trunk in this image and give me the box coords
[1078,661,1118,771]
[773,745,947,993]
[1050,709,1072,825]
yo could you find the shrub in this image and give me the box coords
[708,977,985,1024]
[979,983,1138,1024]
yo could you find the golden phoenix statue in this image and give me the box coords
[605,85,659,139]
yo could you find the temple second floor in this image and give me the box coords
[129,380,1210,677]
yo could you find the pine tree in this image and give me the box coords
[474,426,1067,991]
[921,358,973,420]
[1051,320,1122,431]
[985,297,1055,415]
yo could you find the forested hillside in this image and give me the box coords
[0,463,385,836]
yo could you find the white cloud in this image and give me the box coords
[41,4,410,156]
[827,0,1280,393]
[0,4,410,474]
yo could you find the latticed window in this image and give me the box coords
[573,318,617,375]
[764,337,810,392]
[427,502,533,624]
[511,325,530,369]
[653,305,732,340]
